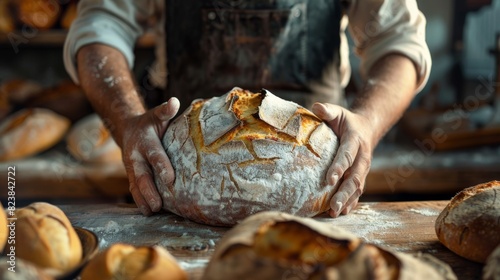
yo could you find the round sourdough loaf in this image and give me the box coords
[202,211,457,280]
[15,202,82,275]
[161,88,339,225]
[66,113,122,164]
[0,108,70,161]
[435,180,500,263]
[80,243,187,280]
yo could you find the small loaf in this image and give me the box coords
[66,113,122,164]
[0,108,70,161]
[15,202,82,275]
[203,211,457,280]
[483,245,500,280]
[161,87,339,225]
[435,181,500,263]
[80,243,187,280]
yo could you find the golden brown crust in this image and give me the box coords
[435,181,500,263]
[0,108,70,161]
[14,202,82,275]
[81,243,187,280]
[203,211,456,280]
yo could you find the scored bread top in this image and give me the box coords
[161,87,339,225]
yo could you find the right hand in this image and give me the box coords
[119,98,180,216]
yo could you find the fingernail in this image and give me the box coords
[331,173,339,185]
[334,201,343,214]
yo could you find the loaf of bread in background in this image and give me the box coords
[16,0,61,30]
[484,245,500,280]
[25,81,92,122]
[203,211,457,280]
[15,202,82,275]
[0,79,43,106]
[161,88,339,225]
[60,0,77,29]
[435,180,500,263]
[66,113,122,164]
[81,243,187,280]
[0,108,70,161]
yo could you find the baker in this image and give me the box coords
[63,0,431,217]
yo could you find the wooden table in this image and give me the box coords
[59,201,484,280]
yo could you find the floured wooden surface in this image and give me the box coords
[59,201,482,280]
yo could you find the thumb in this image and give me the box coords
[311,102,344,122]
[154,97,180,122]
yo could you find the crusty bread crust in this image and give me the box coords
[80,243,187,280]
[435,181,500,263]
[0,108,70,161]
[161,88,339,225]
[203,211,457,280]
[0,203,6,252]
[15,202,82,274]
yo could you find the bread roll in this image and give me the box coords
[161,88,339,225]
[0,108,70,161]
[203,211,456,280]
[0,203,7,252]
[483,245,500,280]
[66,113,122,164]
[80,243,187,280]
[15,202,82,275]
[17,0,61,30]
[435,180,500,263]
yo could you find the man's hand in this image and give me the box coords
[121,98,180,216]
[311,53,420,218]
[312,103,374,217]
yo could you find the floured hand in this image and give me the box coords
[312,102,374,218]
[120,98,180,216]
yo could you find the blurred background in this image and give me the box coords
[0,0,499,206]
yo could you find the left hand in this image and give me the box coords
[312,102,375,217]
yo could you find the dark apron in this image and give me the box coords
[165,0,342,111]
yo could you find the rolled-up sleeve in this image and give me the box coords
[347,0,432,93]
[63,0,152,84]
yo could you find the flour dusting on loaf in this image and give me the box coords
[161,88,339,225]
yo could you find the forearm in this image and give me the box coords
[77,43,145,147]
[351,53,418,147]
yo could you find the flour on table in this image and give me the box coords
[408,208,440,216]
